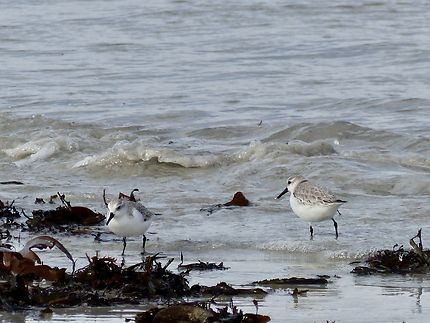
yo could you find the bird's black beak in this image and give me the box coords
[106,212,115,225]
[276,187,289,199]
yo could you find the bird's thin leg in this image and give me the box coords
[332,218,338,239]
[309,225,314,239]
[141,235,147,255]
[121,237,127,256]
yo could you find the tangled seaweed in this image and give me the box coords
[178,252,229,272]
[135,301,271,323]
[191,282,267,297]
[0,250,187,310]
[254,276,329,287]
[0,235,74,281]
[0,237,269,314]
[352,229,430,275]
[26,192,105,231]
[0,200,20,220]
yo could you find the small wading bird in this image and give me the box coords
[103,189,154,255]
[276,175,346,239]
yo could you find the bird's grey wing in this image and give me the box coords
[312,184,345,204]
[133,203,154,220]
[293,182,318,204]
[298,181,340,204]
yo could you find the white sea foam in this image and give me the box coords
[72,139,337,169]
[3,137,79,167]
[259,240,315,253]
[72,140,223,169]
[4,141,60,167]
[259,240,370,260]
[324,249,371,260]
[4,141,43,159]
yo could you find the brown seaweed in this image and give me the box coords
[0,236,74,282]
[191,282,267,296]
[20,236,75,268]
[0,200,20,219]
[74,253,190,299]
[243,313,271,323]
[27,192,105,230]
[224,192,250,207]
[0,252,190,310]
[178,252,229,272]
[135,301,271,323]
[200,191,251,215]
[0,245,271,313]
[352,229,430,275]
[141,304,214,323]
[254,277,329,287]
[35,198,46,204]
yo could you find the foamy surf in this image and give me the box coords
[3,141,60,167]
[72,140,224,169]
[258,240,372,260]
[72,139,338,170]
[3,138,75,167]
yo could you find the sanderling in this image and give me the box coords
[104,189,154,255]
[276,175,346,238]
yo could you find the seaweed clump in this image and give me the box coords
[254,276,329,287]
[0,200,20,220]
[191,282,267,297]
[76,253,190,300]
[0,233,271,311]
[26,192,105,231]
[0,235,272,320]
[0,236,75,309]
[135,300,271,323]
[200,191,251,215]
[16,254,182,308]
[352,229,430,275]
[0,252,269,313]
[178,252,229,272]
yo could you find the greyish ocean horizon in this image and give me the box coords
[1,0,430,322]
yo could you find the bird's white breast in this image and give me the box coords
[108,209,152,237]
[289,194,339,223]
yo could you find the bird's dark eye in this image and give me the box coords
[287,180,291,185]
[117,205,122,210]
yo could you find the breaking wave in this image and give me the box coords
[72,142,224,169]
[72,139,337,169]
[3,137,79,167]
[2,114,428,177]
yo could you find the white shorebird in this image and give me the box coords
[104,189,154,255]
[276,175,346,238]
